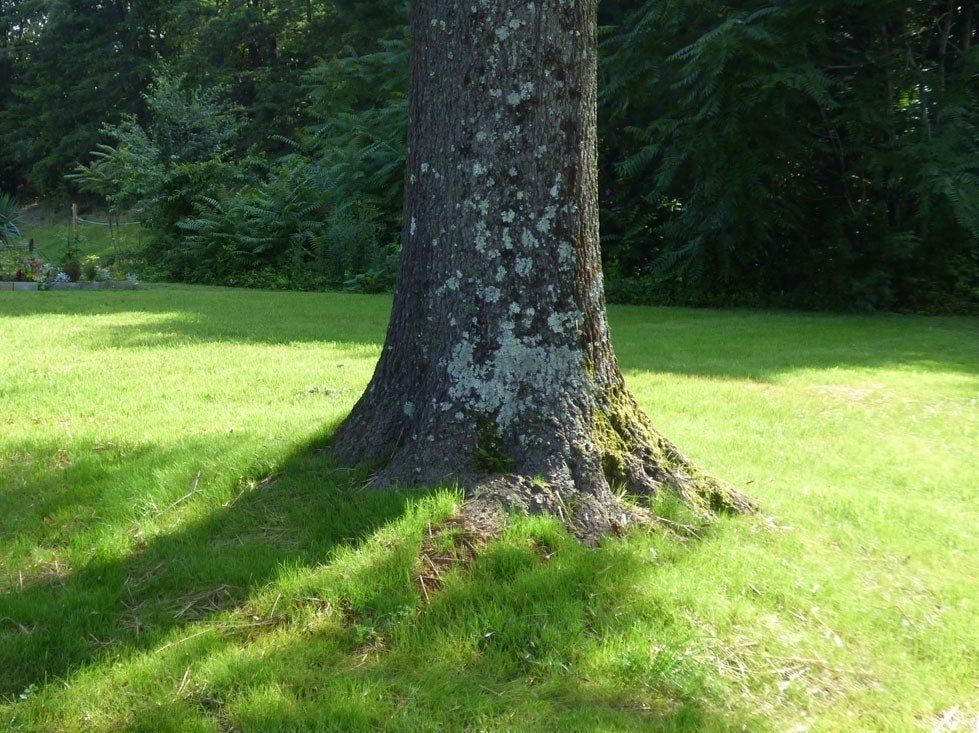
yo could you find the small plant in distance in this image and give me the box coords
[62,260,81,282]
[60,230,86,282]
[82,255,100,282]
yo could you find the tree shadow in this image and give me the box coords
[0,434,429,700]
[0,437,241,554]
[173,523,755,731]
[0,285,390,351]
[0,427,757,731]
[1,439,758,731]
[7,480,755,731]
[2,286,975,380]
[608,304,979,381]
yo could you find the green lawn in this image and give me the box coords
[0,285,976,731]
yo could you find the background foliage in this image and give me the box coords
[601,0,979,313]
[1,0,976,311]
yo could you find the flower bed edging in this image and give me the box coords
[46,281,138,291]
[0,281,139,292]
[0,281,39,291]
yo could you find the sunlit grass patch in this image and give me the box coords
[1,286,976,731]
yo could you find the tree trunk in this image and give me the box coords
[331,0,753,541]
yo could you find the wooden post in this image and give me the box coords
[71,203,79,238]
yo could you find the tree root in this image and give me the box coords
[337,390,756,545]
[460,445,756,546]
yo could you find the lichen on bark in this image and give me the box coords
[330,0,754,542]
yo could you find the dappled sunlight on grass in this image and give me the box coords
[5,486,762,731]
[0,442,426,695]
[1,286,976,730]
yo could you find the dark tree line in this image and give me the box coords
[602,0,979,312]
[1,0,976,312]
[0,0,405,192]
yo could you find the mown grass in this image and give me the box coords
[0,285,976,731]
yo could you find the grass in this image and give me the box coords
[0,284,976,731]
[12,202,145,264]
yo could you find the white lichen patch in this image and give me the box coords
[445,322,586,429]
[536,205,558,234]
[506,81,535,107]
[550,174,562,198]
[558,241,574,264]
[547,310,581,335]
[474,220,491,252]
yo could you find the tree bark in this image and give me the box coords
[331,0,753,541]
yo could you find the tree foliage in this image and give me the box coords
[1,0,976,312]
[68,69,251,269]
[601,0,979,311]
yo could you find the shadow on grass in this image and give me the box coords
[175,530,750,732]
[0,434,419,699]
[0,437,245,552]
[2,286,976,380]
[125,525,749,732]
[0,434,752,730]
[0,286,389,351]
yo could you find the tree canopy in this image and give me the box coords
[1,0,976,313]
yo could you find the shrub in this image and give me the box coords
[0,194,20,245]
[63,260,81,282]
[70,69,249,247]
[82,255,100,282]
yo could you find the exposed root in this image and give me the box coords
[615,442,757,517]
[595,389,758,518]
[461,474,633,546]
[336,388,756,545]
[415,515,489,602]
[458,464,753,546]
